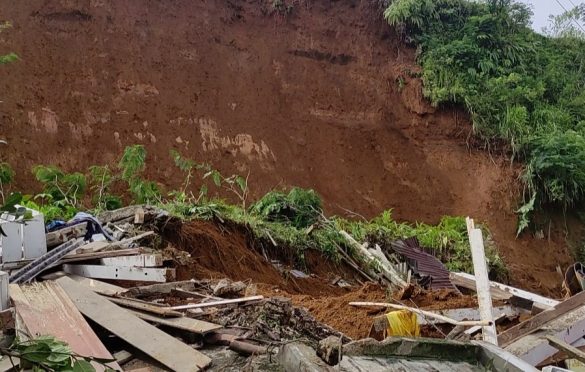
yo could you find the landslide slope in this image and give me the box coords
[0,0,571,294]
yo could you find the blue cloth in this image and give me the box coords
[68,212,115,241]
[46,220,66,232]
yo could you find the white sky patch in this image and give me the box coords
[519,0,585,32]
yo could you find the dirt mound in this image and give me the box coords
[160,219,356,297]
[0,0,573,294]
[160,219,486,339]
[260,283,388,339]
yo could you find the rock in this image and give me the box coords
[278,342,335,372]
[317,336,342,365]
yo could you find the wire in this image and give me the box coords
[554,0,585,34]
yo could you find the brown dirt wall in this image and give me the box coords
[0,0,573,295]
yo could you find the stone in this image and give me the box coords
[317,336,342,365]
[278,342,335,372]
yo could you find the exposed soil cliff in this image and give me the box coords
[0,0,573,295]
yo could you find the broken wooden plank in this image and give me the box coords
[498,289,585,346]
[46,223,86,248]
[124,280,209,297]
[505,305,585,365]
[73,241,110,255]
[98,205,147,224]
[101,254,162,268]
[56,276,211,371]
[546,335,585,364]
[63,264,174,283]
[9,281,120,371]
[450,272,559,308]
[113,350,134,365]
[42,273,125,296]
[127,309,222,334]
[340,230,406,288]
[418,305,519,325]
[349,302,492,327]
[170,296,265,311]
[113,231,155,246]
[172,288,222,301]
[62,248,142,263]
[466,217,498,345]
[106,297,182,317]
[0,271,8,310]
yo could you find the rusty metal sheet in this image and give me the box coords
[390,237,457,290]
[9,281,119,371]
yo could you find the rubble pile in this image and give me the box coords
[0,205,582,371]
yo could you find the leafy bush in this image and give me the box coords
[250,187,322,228]
[384,0,585,225]
[33,165,86,208]
[88,165,121,211]
[118,145,161,204]
[523,131,585,208]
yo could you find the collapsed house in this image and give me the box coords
[0,205,583,371]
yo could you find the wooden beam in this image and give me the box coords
[418,305,519,325]
[127,309,222,334]
[450,272,559,308]
[42,273,125,296]
[0,271,8,310]
[498,289,585,346]
[105,297,183,317]
[63,264,174,283]
[10,281,119,371]
[340,230,406,288]
[45,223,86,248]
[504,305,585,365]
[170,296,265,311]
[466,218,498,345]
[349,302,492,326]
[73,241,110,255]
[56,276,211,371]
[546,336,585,364]
[124,280,217,298]
[62,248,142,263]
[100,254,162,268]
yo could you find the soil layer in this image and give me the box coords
[0,0,573,294]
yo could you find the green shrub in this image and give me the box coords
[33,165,86,206]
[384,0,585,225]
[118,145,161,204]
[250,187,322,228]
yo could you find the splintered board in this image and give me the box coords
[56,276,211,371]
[9,281,120,371]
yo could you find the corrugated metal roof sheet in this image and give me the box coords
[390,237,457,291]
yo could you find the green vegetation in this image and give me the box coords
[0,336,115,371]
[0,162,14,203]
[0,145,506,280]
[250,187,322,228]
[0,21,17,65]
[384,0,585,233]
